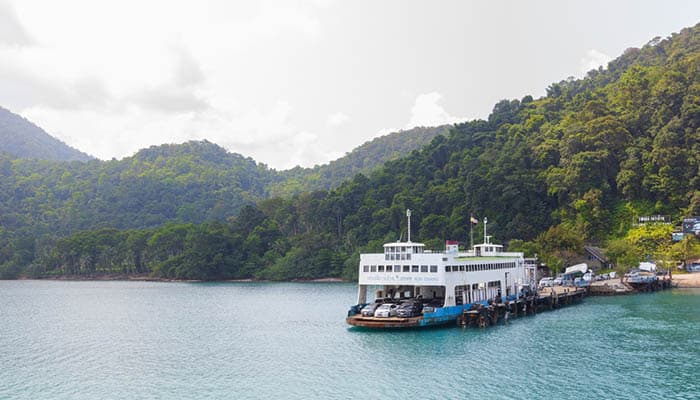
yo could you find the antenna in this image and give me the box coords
[406,209,412,243]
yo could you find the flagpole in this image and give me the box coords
[470,214,474,250]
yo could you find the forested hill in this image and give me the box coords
[0,140,272,236]
[0,107,93,162]
[269,126,449,196]
[2,23,699,280]
[0,122,449,238]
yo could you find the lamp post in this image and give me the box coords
[406,209,412,243]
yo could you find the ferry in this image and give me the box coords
[346,210,536,328]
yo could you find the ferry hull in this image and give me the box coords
[346,305,468,328]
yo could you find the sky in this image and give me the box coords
[0,1,698,170]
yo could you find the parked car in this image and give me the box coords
[538,277,554,288]
[360,302,382,317]
[397,301,423,317]
[374,303,399,318]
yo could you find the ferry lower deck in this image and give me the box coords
[347,286,588,329]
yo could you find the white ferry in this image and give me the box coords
[346,210,536,328]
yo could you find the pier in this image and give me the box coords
[589,274,673,296]
[456,286,586,328]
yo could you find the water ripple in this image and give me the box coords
[1,281,699,399]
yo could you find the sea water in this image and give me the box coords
[0,280,698,399]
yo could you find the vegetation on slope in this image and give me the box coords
[270,126,449,196]
[0,107,93,162]
[2,23,700,280]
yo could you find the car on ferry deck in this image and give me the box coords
[374,303,399,318]
[360,302,382,317]
[397,301,422,317]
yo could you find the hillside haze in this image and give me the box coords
[0,107,93,162]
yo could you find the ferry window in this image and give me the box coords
[363,265,369,272]
[394,265,401,272]
[430,265,438,273]
[406,254,411,260]
[403,265,410,272]
[370,265,376,272]
[460,265,465,272]
[445,266,451,272]
[385,254,389,261]
[412,265,419,272]
[420,265,428,273]
[378,265,384,272]
[400,254,405,260]
[400,246,406,252]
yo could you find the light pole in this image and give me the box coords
[406,209,412,243]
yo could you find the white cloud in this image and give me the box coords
[580,49,612,75]
[0,0,33,46]
[326,111,349,127]
[406,92,466,128]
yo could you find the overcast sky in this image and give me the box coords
[0,1,698,169]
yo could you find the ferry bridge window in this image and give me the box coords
[411,265,419,273]
[445,266,451,272]
[459,265,465,272]
[378,265,384,272]
[363,265,369,272]
[430,265,438,273]
[394,265,401,272]
[403,265,410,272]
[406,254,411,260]
[370,265,376,272]
[420,265,428,273]
[385,254,389,261]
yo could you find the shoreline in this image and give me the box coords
[13,273,700,287]
[15,274,347,284]
[671,273,700,288]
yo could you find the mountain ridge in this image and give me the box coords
[0,107,93,162]
[1,22,699,280]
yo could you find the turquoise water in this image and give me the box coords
[0,281,698,399]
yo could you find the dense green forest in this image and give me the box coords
[1,24,700,280]
[0,126,444,239]
[271,125,448,196]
